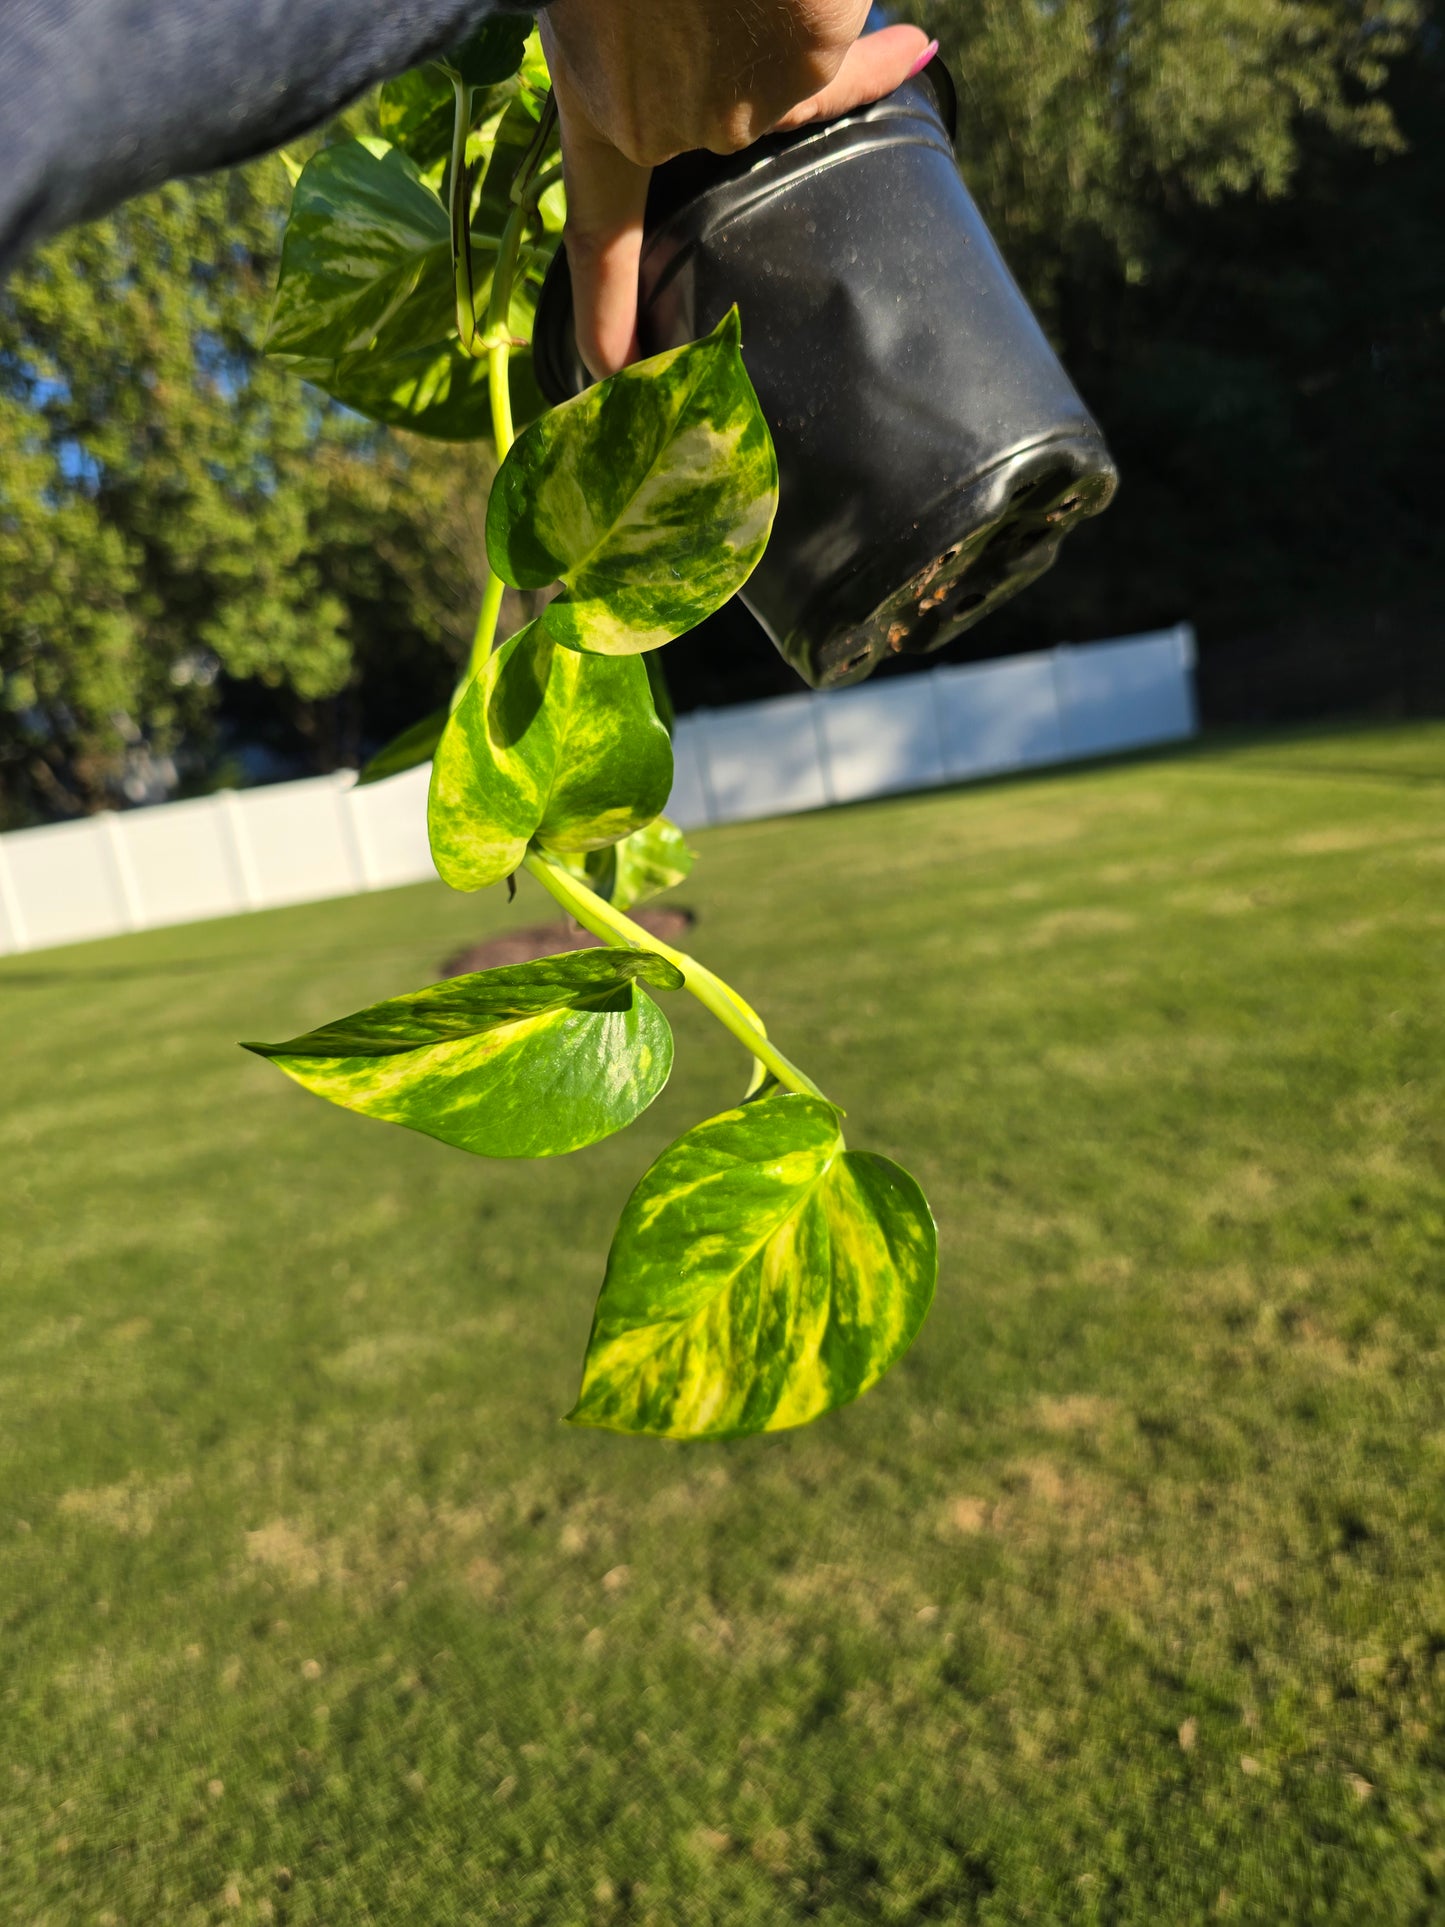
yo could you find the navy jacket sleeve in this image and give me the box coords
[0,0,531,272]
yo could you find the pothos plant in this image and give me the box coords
[247,20,938,1440]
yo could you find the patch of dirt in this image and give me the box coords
[443,907,695,976]
[57,1473,191,1537]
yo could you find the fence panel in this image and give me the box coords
[117,791,248,929]
[1054,627,1196,759]
[935,652,1066,779]
[0,815,132,952]
[694,699,830,824]
[816,678,946,804]
[235,773,363,911]
[0,630,1198,955]
[345,764,435,891]
[665,716,713,832]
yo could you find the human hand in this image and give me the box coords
[539,0,936,378]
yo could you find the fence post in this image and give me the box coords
[98,811,146,933]
[809,693,837,806]
[0,835,28,955]
[215,790,263,911]
[332,772,374,892]
[1176,623,1200,734]
[927,665,952,786]
[1050,643,1074,758]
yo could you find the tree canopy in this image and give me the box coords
[889,0,1443,682]
[0,157,499,827]
[1,0,1440,825]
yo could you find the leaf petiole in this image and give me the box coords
[466,572,508,682]
[483,94,557,449]
[448,74,479,354]
[522,847,830,1104]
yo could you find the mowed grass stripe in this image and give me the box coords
[0,720,1441,1924]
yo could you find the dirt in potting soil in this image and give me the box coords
[442,907,695,977]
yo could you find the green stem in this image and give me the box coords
[522,161,565,209]
[485,202,523,457]
[483,98,558,455]
[523,848,830,1104]
[465,571,508,686]
[448,76,478,354]
[466,95,564,668]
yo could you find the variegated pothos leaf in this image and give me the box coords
[243,950,682,1160]
[570,1093,938,1438]
[486,310,778,654]
[428,621,673,892]
[566,817,695,911]
[265,138,544,440]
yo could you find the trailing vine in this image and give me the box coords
[247,22,938,1439]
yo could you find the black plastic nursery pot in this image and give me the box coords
[533,57,1118,690]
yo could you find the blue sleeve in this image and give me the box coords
[0,0,532,271]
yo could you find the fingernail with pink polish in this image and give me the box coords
[907,39,939,79]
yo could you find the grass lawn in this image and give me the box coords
[2,720,1442,1925]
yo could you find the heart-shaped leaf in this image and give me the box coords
[486,310,778,655]
[265,138,543,440]
[428,621,673,892]
[570,1093,938,1438]
[357,707,447,787]
[567,817,694,911]
[243,950,682,1160]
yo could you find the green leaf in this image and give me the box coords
[376,68,458,171]
[516,32,554,119]
[472,93,557,247]
[356,707,447,787]
[429,621,673,892]
[575,817,694,911]
[265,138,543,441]
[486,310,779,655]
[442,17,533,90]
[242,950,682,1160]
[570,1093,938,1438]
[378,22,534,168]
[644,654,675,736]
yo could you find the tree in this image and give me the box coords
[0,148,506,828]
[889,0,1442,700]
[904,0,1420,331]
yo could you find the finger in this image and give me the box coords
[772,26,936,132]
[556,109,651,381]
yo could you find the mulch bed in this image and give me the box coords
[442,907,695,977]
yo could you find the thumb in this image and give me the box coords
[554,104,651,382]
[772,25,936,132]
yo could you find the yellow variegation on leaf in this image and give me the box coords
[563,817,695,912]
[264,138,544,440]
[486,310,778,655]
[570,1092,938,1438]
[428,621,674,892]
[244,950,682,1160]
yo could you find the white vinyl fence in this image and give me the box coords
[0,626,1195,956]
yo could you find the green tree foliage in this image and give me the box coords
[0,161,496,828]
[904,0,1420,324]
[891,0,1443,675]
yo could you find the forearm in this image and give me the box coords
[0,0,527,271]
